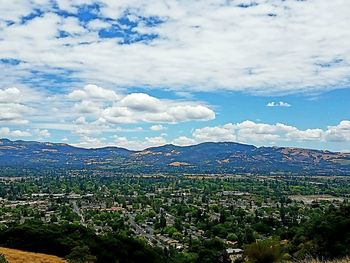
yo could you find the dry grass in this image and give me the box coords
[300,258,350,263]
[0,247,67,263]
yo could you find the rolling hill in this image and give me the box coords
[0,138,349,175]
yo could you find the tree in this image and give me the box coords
[174,218,183,232]
[195,238,231,263]
[291,204,350,259]
[160,212,167,229]
[0,254,8,263]
[227,233,238,242]
[66,246,96,263]
[244,239,282,263]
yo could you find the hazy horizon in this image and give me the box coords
[2,137,349,153]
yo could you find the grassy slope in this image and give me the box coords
[303,260,350,263]
[0,247,67,263]
[1,246,350,263]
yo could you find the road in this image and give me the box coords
[71,200,86,226]
[127,213,164,248]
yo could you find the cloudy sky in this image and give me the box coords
[0,0,349,151]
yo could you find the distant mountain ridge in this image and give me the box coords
[0,138,349,175]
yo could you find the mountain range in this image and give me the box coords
[0,138,349,175]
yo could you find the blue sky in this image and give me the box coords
[0,0,349,151]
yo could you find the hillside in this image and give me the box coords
[0,247,67,263]
[303,260,350,263]
[0,139,349,175]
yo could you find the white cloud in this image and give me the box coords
[73,100,102,115]
[74,134,168,150]
[192,124,237,142]
[59,16,87,35]
[267,101,291,107]
[73,135,107,148]
[324,120,350,142]
[0,127,31,138]
[0,126,49,140]
[68,85,215,126]
[0,1,349,94]
[35,129,51,138]
[0,87,38,124]
[287,128,323,141]
[68,84,120,101]
[87,19,112,30]
[39,84,214,142]
[0,87,21,103]
[0,103,31,124]
[0,2,349,152]
[172,136,196,146]
[102,102,215,124]
[114,136,167,150]
[120,93,162,113]
[69,120,350,149]
[173,120,350,146]
[150,124,166,131]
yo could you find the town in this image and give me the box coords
[1,173,349,262]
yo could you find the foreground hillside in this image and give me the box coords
[303,259,350,263]
[0,247,67,263]
[0,139,349,175]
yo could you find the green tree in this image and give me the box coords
[0,254,9,263]
[160,212,167,228]
[244,239,282,263]
[66,246,97,263]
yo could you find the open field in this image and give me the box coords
[0,247,67,263]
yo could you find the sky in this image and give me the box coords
[0,0,349,151]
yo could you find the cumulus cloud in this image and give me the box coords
[120,93,161,112]
[87,19,112,30]
[73,135,107,148]
[173,120,350,146]
[0,127,49,140]
[69,85,215,126]
[68,84,120,101]
[35,129,51,138]
[102,100,215,124]
[267,101,291,107]
[172,136,197,146]
[1,2,349,152]
[0,87,38,124]
[0,87,21,103]
[324,120,350,142]
[0,103,31,124]
[0,1,349,94]
[74,134,168,150]
[192,124,237,142]
[0,127,31,138]
[69,120,350,149]
[150,124,167,131]
[114,136,167,151]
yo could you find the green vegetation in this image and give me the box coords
[244,239,282,263]
[0,173,350,262]
[290,204,350,259]
[0,253,8,263]
[0,222,164,263]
